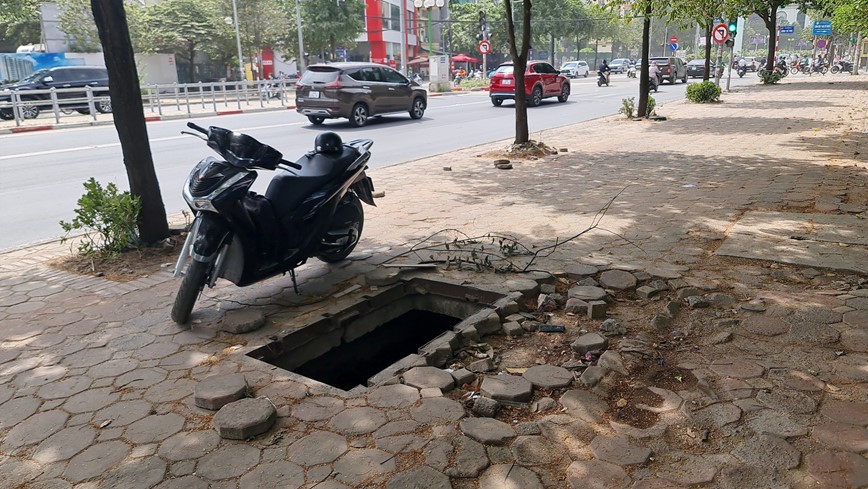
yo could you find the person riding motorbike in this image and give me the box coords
[598,59,611,84]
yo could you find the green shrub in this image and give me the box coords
[759,69,783,84]
[619,97,635,118]
[646,95,657,117]
[685,81,722,103]
[60,178,141,256]
[455,78,489,89]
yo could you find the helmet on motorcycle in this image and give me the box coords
[314,132,343,154]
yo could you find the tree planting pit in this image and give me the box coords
[247,278,508,393]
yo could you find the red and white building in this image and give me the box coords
[351,0,446,68]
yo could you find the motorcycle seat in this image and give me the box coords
[265,146,359,217]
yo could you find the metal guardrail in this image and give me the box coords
[0,79,297,127]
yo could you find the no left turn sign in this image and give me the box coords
[712,24,729,43]
[478,40,492,55]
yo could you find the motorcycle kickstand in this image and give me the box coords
[290,268,300,295]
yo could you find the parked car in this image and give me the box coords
[0,66,111,120]
[686,59,707,78]
[649,57,688,84]
[558,60,590,78]
[609,58,632,73]
[489,61,570,107]
[295,62,427,127]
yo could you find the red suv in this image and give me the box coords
[489,61,570,107]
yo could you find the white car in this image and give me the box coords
[558,60,590,78]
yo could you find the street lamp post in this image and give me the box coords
[230,0,244,81]
[295,0,306,73]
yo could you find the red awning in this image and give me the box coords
[452,54,480,63]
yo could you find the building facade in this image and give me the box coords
[352,0,421,69]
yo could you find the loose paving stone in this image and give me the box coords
[421,387,442,397]
[745,410,808,437]
[587,300,608,319]
[599,318,627,336]
[219,309,266,333]
[522,364,573,389]
[560,390,608,423]
[459,418,516,445]
[688,402,741,429]
[580,366,605,386]
[291,396,344,421]
[63,440,131,483]
[821,399,868,426]
[213,397,276,440]
[480,374,533,402]
[501,320,524,336]
[566,263,599,278]
[731,434,801,470]
[1,409,68,451]
[756,389,818,415]
[196,444,261,480]
[194,373,248,410]
[367,383,420,408]
[687,296,710,309]
[157,430,221,461]
[812,423,868,452]
[709,359,765,379]
[571,332,608,355]
[805,451,868,488]
[598,350,629,375]
[450,368,476,387]
[636,285,658,299]
[568,286,607,301]
[590,435,652,466]
[333,448,395,484]
[565,298,589,314]
[511,435,567,465]
[480,464,544,489]
[387,466,452,489]
[403,366,455,391]
[100,457,167,489]
[638,387,683,413]
[238,461,305,489]
[328,407,388,435]
[600,270,637,290]
[287,431,348,466]
[125,413,185,444]
[32,425,96,464]
[411,397,466,424]
[467,358,494,373]
[505,278,540,297]
[566,460,631,489]
[472,396,500,417]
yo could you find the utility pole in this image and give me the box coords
[295,0,305,72]
[400,0,408,74]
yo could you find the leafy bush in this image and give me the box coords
[685,81,722,103]
[646,95,657,117]
[455,78,489,89]
[60,178,141,256]
[759,69,783,84]
[619,97,635,118]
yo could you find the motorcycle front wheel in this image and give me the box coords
[171,259,208,324]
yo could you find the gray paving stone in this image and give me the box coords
[842,309,868,327]
[590,435,652,465]
[333,448,395,485]
[560,390,608,423]
[0,396,41,429]
[291,396,344,421]
[471,396,500,417]
[444,435,489,477]
[709,359,765,379]
[805,451,868,488]
[194,373,248,410]
[32,425,96,464]
[841,328,868,353]
[580,366,606,386]
[467,358,494,373]
[220,308,266,333]
[286,431,348,466]
[566,459,631,489]
[238,461,304,489]
[1,409,68,451]
[773,369,826,392]
[598,350,629,375]
[732,434,800,470]
[157,430,221,461]
[522,364,573,389]
[459,418,516,445]
[367,383,420,408]
[654,453,726,485]
[63,440,131,483]
[480,374,533,402]
[328,407,388,435]
[501,320,524,336]
[812,422,868,452]
[387,466,452,489]
[93,400,154,427]
[213,397,276,440]
[480,464,543,489]
[36,376,92,400]
[154,475,209,489]
[587,300,609,319]
[374,420,422,439]
[716,464,790,489]
[143,378,197,403]
[568,286,607,301]
[511,435,567,465]
[688,402,741,429]
[821,399,868,426]
[600,270,637,290]
[124,413,185,444]
[403,366,455,391]
[566,263,599,278]
[450,368,476,387]
[756,389,818,415]
[100,456,167,489]
[196,444,261,480]
[745,410,808,437]
[62,386,120,414]
[411,397,465,424]
[631,478,688,489]
[571,332,608,355]
[565,298,589,314]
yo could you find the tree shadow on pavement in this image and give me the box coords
[641,115,825,136]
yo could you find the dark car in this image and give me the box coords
[0,66,111,120]
[295,62,427,127]
[488,61,570,107]
[687,59,707,78]
[649,57,688,84]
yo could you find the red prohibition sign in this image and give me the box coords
[712,24,729,43]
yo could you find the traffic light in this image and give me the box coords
[479,10,486,31]
[728,20,737,35]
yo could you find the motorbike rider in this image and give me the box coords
[648,61,660,88]
[598,59,611,84]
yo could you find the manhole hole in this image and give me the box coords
[247,278,509,393]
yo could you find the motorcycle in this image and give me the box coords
[597,70,610,87]
[171,123,376,324]
[737,65,747,78]
[830,60,853,74]
[648,74,659,92]
[626,64,637,78]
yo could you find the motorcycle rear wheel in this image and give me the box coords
[317,195,364,263]
[171,259,208,324]
[830,66,840,74]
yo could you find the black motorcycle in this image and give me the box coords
[171,123,376,324]
[597,70,610,87]
[830,60,853,74]
[737,65,747,78]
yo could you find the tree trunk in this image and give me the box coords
[187,46,196,83]
[91,0,169,244]
[504,0,531,145]
[637,3,651,119]
[550,34,555,65]
[762,5,779,71]
[703,24,712,81]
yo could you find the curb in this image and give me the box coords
[10,125,53,133]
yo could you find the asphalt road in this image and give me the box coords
[0,73,752,251]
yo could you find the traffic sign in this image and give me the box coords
[812,20,832,36]
[779,25,794,34]
[816,39,827,49]
[670,35,678,44]
[478,40,492,55]
[712,24,729,44]
[669,43,678,51]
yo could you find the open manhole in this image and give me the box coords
[247,278,509,393]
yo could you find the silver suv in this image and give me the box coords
[558,61,589,78]
[295,62,427,127]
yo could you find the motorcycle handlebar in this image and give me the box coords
[186,122,208,134]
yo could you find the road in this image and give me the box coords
[0,73,752,251]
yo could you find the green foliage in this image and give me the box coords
[282,0,363,60]
[759,68,783,84]
[685,80,721,103]
[0,0,40,51]
[60,178,141,256]
[456,78,489,89]
[646,95,656,117]
[56,0,102,52]
[619,97,635,118]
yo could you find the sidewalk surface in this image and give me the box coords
[1,76,867,488]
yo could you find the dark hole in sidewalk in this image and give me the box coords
[291,310,460,391]
[247,278,506,393]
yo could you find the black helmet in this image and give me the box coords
[314,132,343,154]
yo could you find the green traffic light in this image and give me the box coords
[728,21,737,33]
